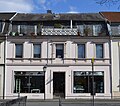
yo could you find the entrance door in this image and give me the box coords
[53,72,65,98]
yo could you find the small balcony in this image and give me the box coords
[41,27,78,35]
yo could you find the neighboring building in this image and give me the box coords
[101,12,120,97]
[4,11,111,99]
[0,13,16,98]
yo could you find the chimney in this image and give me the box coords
[47,10,52,14]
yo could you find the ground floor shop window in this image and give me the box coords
[14,71,45,93]
[73,71,104,93]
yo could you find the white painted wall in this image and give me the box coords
[0,41,5,97]
[112,40,120,95]
[5,38,111,99]
[5,65,110,99]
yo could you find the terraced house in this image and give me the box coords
[0,13,15,98]
[0,11,113,99]
[101,12,120,97]
[4,11,111,99]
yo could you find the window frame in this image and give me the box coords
[56,44,64,59]
[14,71,45,93]
[77,43,86,58]
[33,44,41,58]
[15,44,23,58]
[96,43,104,58]
[73,71,104,94]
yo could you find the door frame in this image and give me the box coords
[53,72,66,98]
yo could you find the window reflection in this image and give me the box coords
[14,71,45,93]
[15,44,23,58]
[73,71,104,93]
[56,44,64,58]
[78,44,85,58]
[33,44,41,58]
[96,44,103,58]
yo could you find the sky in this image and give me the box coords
[0,0,119,13]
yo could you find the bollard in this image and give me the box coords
[59,96,62,106]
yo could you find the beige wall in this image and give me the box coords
[5,37,111,99]
[0,41,5,97]
[112,39,120,96]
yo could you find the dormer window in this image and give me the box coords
[12,24,37,35]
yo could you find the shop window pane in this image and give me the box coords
[73,71,104,93]
[94,76,104,93]
[14,71,45,93]
[15,44,23,58]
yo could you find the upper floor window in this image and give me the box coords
[93,25,102,36]
[56,44,64,58]
[20,25,35,35]
[15,44,23,58]
[33,44,41,58]
[12,24,36,35]
[78,44,85,58]
[96,44,103,58]
[77,24,103,36]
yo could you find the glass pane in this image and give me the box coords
[78,44,85,58]
[16,44,23,58]
[78,25,84,36]
[96,44,103,58]
[27,25,35,34]
[94,76,104,93]
[74,76,88,93]
[93,25,102,36]
[12,25,18,32]
[84,25,93,36]
[14,71,45,93]
[20,25,35,35]
[73,71,104,94]
[56,44,64,58]
[111,26,119,35]
[34,44,41,58]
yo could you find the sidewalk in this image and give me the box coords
[27,98,120,103]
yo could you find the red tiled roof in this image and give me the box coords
[100,12,120,22]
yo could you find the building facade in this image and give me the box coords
[0,13,15,98]
[101,12,120,97]
[4,12,112,99]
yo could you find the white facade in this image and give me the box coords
[5,36,111,99]
[111,38,120,96]
[0,40,5,97]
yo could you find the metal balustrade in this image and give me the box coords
[41,28,78,35]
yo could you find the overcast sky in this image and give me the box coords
[0,0,119,13]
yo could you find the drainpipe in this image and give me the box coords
[109,36,113,98]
